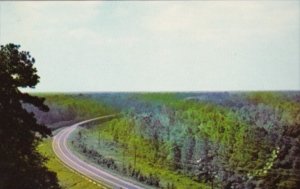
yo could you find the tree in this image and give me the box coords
[129,137,139,168]
[172,142,182,169]
[0,44,60,189]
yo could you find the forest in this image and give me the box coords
[29,92,300,189]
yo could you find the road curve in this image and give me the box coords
[52,115,145,189]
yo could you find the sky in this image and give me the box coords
[0,1,299,92]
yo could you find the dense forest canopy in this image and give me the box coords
[32,92,300,189]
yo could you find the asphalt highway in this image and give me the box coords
[52,116,145,189]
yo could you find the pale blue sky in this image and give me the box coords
[1,1,299,92]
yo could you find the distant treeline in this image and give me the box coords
[24,94,116,130]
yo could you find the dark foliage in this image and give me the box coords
[0,44,60,189]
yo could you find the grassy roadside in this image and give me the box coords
[38,138,104,189]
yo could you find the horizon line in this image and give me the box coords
[22,89,300,94]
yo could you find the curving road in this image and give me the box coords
[52,116,145,189]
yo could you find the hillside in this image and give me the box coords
[32,92,300,189]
